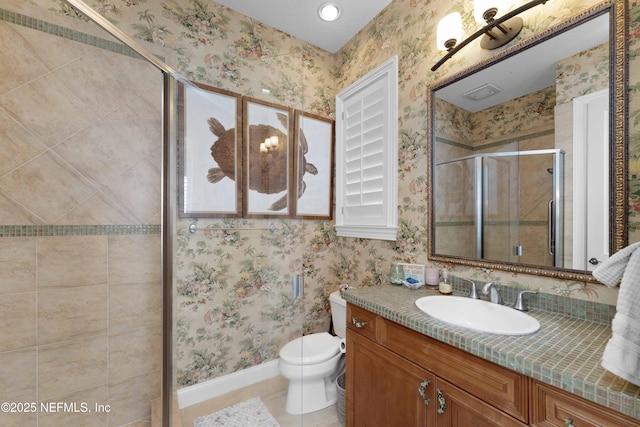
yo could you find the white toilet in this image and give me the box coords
[278,290,347,415]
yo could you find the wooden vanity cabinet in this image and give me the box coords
[346,303,528,427]
[530,380,640,427]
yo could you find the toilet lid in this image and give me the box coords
[279,332,341,365]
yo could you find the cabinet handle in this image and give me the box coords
[564,419,574,427]
[418,380,431,405]
[352,317,368,328]
[437,388,446,414]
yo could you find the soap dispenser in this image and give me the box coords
[439,270,453,295]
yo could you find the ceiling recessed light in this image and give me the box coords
[319,3,340,22]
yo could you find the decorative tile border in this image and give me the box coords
[0,225,161,237]
[0,8,155,61]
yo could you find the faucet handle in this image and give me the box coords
[513,290,537,311]
[461,278,480,299]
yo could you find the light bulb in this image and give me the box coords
[437,13,463,51]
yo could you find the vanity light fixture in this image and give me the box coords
[318,3,341,22]
[431,0,548,72]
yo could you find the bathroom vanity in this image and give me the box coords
[343,286,640,426]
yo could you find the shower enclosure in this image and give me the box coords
[0,2,165,426]
[435,149,565,268]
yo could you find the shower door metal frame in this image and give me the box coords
[438,148,565,267]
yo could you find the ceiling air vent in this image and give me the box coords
[462,83,501,101]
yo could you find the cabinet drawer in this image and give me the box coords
[346,304,378,341]
[379,317,529,423]
[436,377,528,427]
[530,380,640,427]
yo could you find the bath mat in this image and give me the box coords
[193,397,280,427]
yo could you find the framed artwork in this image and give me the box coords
[293,111,335,219]
[178,82,242,217]
[242,97,293,218]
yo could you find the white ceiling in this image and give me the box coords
[213,0,392,53]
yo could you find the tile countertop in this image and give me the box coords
[342,284,640,421]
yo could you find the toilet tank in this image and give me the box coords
[329,291,347,338]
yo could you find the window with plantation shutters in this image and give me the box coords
[335,56,398,240]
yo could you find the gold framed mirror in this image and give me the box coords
[427,0,627,282]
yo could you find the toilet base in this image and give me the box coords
[285,375,337,415]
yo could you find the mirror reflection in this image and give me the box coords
[431,11,610,274]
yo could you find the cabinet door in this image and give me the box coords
[531,380,640,427]
[435,377,528,427]
[346,329,436,427]
[379,316,529,422]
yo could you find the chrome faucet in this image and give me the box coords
[460,278,480,299]
[482,282,502,304]
[513,290,537,311]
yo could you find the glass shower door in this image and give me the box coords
[172,78,309,426]
[482,149,564,267]
[481,154,521,263]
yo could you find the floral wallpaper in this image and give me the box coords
[556,42,609,105]
[34,0,640,389]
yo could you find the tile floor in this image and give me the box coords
[178,376,342,427]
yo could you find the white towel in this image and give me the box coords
[593,242,640,386]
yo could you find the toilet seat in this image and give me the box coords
[279,332,340,365]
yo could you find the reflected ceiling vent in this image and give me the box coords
[462,83,502,101]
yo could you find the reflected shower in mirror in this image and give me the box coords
[435,148,565,267]
[428,2,628,282]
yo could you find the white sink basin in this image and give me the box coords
[415,295,540,336]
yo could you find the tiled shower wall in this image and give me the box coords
[0,3,165,426]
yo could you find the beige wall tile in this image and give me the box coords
[0,73,99,148]
[0,109,48,177]
[109,326,161,383]
[38,336,108,401]
[0,21,48,96]
[52,50,151,117]
[109,282,162,333]
[0,152,97,224]
[38,385,108,427]
[103,158,161,225]
[54,192,140,225]
[108,372,160,427]
[38,284,107,345]
[0,411,37,427]
[54,101,159,190]
[0,237,36,295]
[37,236,108,289]
[108,235,161,285]
[0,349,38,427]
[0,191,44,225]
[0,292,36,352]
[0,348,36,401]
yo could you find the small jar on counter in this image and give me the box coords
[438,270,453,295]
